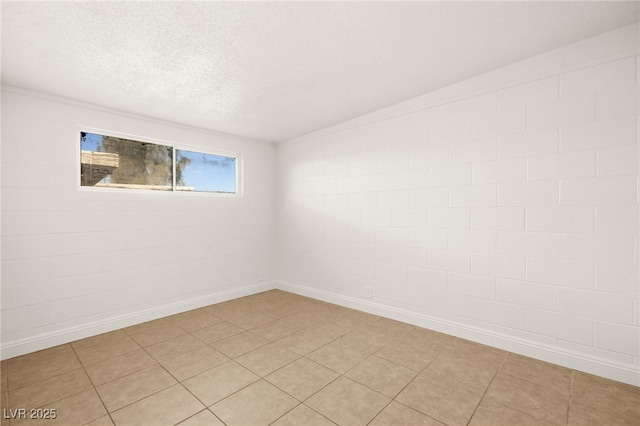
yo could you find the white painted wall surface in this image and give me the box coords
[277,24,640,385]
[1,89,276,358]
[1,23,638,387]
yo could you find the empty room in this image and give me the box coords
[1,1,639,425]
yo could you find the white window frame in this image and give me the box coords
[77,127,242,196]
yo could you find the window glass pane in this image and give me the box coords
[176,149,236,193]
[80,132,173,191]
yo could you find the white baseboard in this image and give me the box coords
[277,280,640,387]
[0,282,274,360]
[4,279,638,387]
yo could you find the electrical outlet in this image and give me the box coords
[258,271,263,281]
[365,286,372,299]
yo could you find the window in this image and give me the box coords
[80,131,238,194]
[176,149,236,193]
[80,132,173,191]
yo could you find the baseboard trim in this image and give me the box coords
[277,280,640,387]
[0,282,274,360]
[4,280,638,387]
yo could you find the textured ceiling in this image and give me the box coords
[2,1,638,142]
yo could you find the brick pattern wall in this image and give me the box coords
[277,29,639,370]
[1,90,276,351]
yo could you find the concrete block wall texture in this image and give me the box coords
[0,23,638,385]
[1,89,277,357]
[276,24,639,385]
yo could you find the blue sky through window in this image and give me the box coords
[177,149,236,193]
[81,132,102,152]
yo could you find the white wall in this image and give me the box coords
[277,24,640,385]
[1,88,276,358]
[1,23,638,387]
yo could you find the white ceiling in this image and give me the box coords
[2,1,638,142]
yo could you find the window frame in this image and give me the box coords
[77,127,242,196]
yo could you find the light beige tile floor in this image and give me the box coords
[1,289,639,426]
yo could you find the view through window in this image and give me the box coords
[176,149,237,193]
[80,132,238,194]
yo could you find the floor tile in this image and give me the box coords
[144,334,208,363]
[265,358,338,401]
[260,302,304,321]
[568,398,640,426]
[469,398,541,426]
[95,365,176,412]
[271,404,335,426]
[11,388,107,426]
[210,380,298,426]
[275,326,341,356]
[332,310,378,331]
[176,410,225,426]
[73,334,140,366]
[345,355,417,398]
[122,318,172,336]
[7,345,82,390]
[235,343,300,376]
[250,318,304,341]
[182,361,259,406]
[84,416,115,426]
[9,368,92,410]
[191,322,244,344]
[570,372,640,425]
[482,372,569,425]
[71,330,129,351]
[168,311,223,333]
[406,327,455,347]
[160,346,228,381]
[572,371,640,406]
[128,323,187,347]
[306,377,390,426]
[374,338,444,372]
[84,349,157,386]
[369,317,415,336]
[306,339,370,374]
[313,319,357,339]
[433,346,504,390]
[7,345,75,372]
[211,331,269,358]
[3,290,639,426]
[499,353,573,395]
[228,293,267,307]
[207,299,261,320]
[443,338,507,366]
[338,326,396,354]
[396,359,489,426]
[1,390,9,423]
[370,401,445,426]
[222,311,277,330]
[280,311,325,329]
[1,360,7,387]
[110,384,204,426]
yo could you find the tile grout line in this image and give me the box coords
[370,335,455,426]
[89,332,186,423]
[99,297,315,424]
[135,323,233,426]
[464,350,509,426]
[68,343,116,426]
[5,291,638,425]
[566,370,576,426]
[259,312,383,424]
